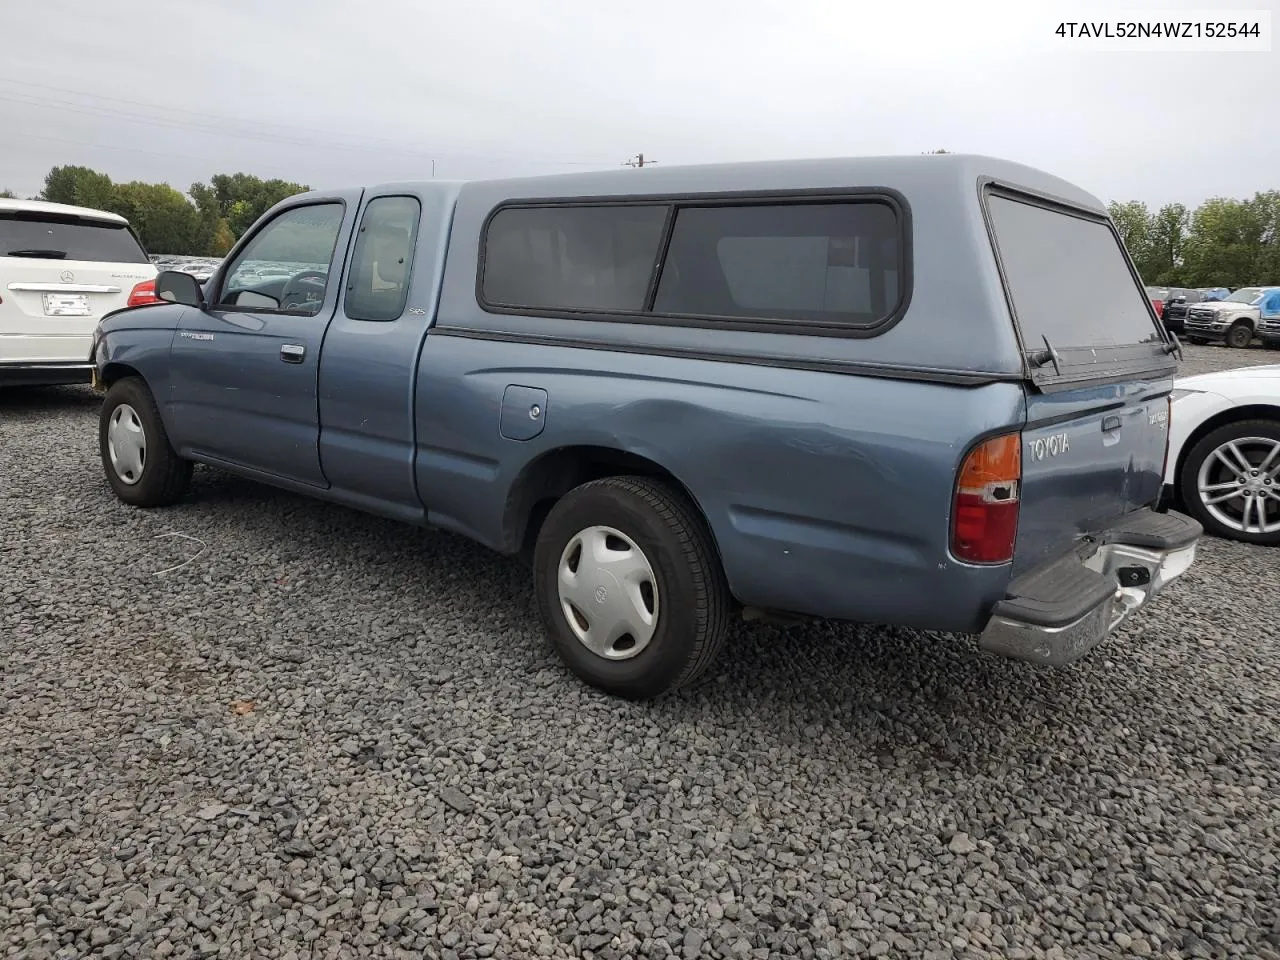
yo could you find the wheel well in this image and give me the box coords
[100,361,142,387]
[1174,403,1280,490]
[506,446,720,562]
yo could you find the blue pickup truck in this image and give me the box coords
[91,154,1201,698]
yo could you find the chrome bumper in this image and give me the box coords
[979,510,1200,667]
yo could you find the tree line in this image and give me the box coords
[3,165,1278,286]
[1,166,309,257]
[1108,193,1280,290]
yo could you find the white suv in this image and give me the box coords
[1,198,159,386]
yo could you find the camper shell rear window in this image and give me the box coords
[983,188,1168,380]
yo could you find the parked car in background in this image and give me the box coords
[1165,364,1280,545]
[1159,287,1204,335]
[1183,286,1280,348]
[1199,287,1231,301]
[90,154,1200,698]
[1145,285,1168,319]
[1,199,159,386]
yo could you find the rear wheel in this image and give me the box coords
[1226,322,1254,349]
[532,476,731,699]
[1178,419,1280,546]
[99,377,192,507]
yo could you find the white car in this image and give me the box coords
[1166,364,1280,545]
[1,198,159,387]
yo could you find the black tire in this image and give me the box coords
[1187,337,1210,345]
[1226,322,1254,349]
[1178,418,1280,546]
[99,377,192,507]
[532,476,732,699]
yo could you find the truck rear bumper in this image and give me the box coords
[979,508,1201,667]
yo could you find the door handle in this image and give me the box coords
[1102,415,1122,432]
[280,343,306,363]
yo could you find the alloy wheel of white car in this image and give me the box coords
[1194,435,1280,536]
[1178,418,1280,546]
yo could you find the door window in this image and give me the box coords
[344,196,422,321]
[217,203,345,315]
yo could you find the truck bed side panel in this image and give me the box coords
[413,333,1024,633]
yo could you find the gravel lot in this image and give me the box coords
[2,344,1277,960]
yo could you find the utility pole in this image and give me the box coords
[624,153,657,168]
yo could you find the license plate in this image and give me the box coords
[43,293,91,316]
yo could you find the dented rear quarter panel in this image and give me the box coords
[414,335,1028,632]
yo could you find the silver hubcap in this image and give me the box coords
[1197,436,1280,535]
[107,403,147,485]
[557,525,659,660]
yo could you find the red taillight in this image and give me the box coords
[951,432,1022,564]
[1152,298,1164,318]
[127,279,163,308]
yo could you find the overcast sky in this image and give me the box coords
[3,0,1276,208]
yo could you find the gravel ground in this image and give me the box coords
[2,344,1278,960]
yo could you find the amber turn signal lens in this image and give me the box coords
[951,432,1022,565]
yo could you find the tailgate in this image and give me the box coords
[0,257,150,326]
[2,208,154,362]
[982,188,1178,575]
[1014,382,1170,574]
[0,259,149,362]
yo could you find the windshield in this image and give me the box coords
[1224,288,1264,304]
[0,212,149,263]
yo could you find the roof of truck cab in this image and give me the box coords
[0,197,129,223]
[353,154,1108,215]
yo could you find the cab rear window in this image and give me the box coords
[987,194,1161,350]
[1,212,149,264]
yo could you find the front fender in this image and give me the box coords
[94,309,186,440]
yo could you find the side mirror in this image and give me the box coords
[155,270,206,308]
[1171,296,1187,304]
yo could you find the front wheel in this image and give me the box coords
[532,476,732,699]
[99,377,192,507]
[1226,322,1254,349]
[1178,419,1280,546]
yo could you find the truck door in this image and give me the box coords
[167,192,362,486]
[316,192,435,518]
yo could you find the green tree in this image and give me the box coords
[41,165,115,210]
[210,219,237,256]
[0,188,16,199]
[190,173,309,241]
[1247,190,1280,285]
[1108,200,1152,265]
[107,181,212,256]
[1180,198,1260,288]
[1145,203,1190,284]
